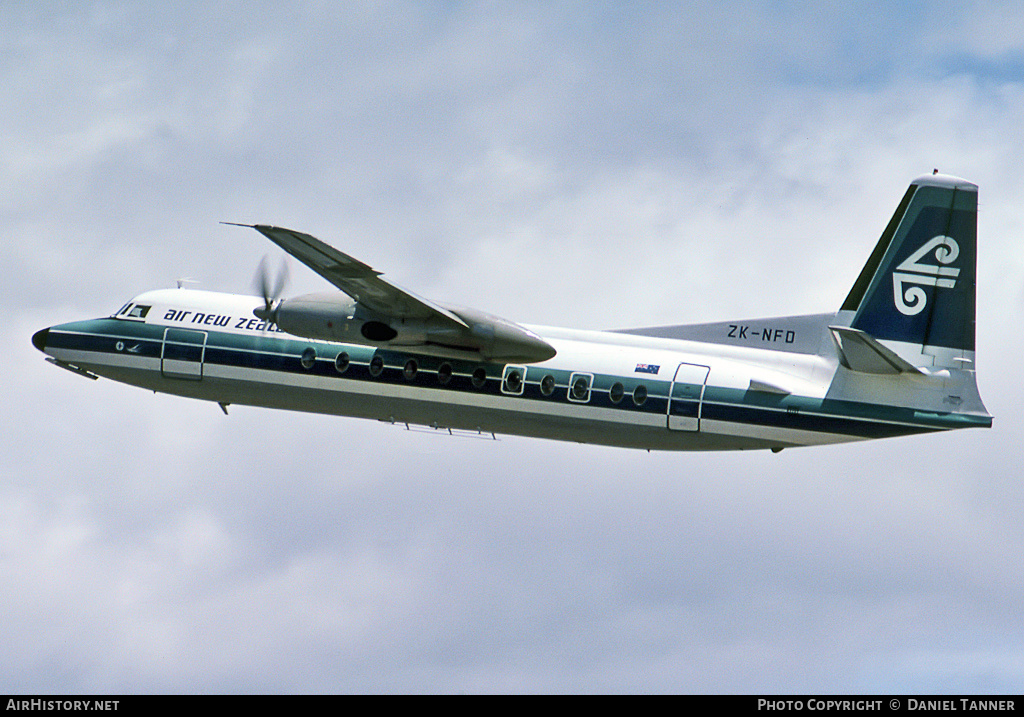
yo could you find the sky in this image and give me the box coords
[4,0,1024,693]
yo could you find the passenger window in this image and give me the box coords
[437,363,453,385]
[403,359,418,380]
[471,367,487,388]
[502,365,525,395]
[609,382,625,404]
[633,384,648,406]
[335,352,350,373]
[568,373,592,403]
[540,375,556,396]
[369,354,385,377]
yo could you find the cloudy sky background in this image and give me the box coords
[4,1,1024,692]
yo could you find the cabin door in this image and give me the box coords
[667,362,710,431]
[161,328,207,380]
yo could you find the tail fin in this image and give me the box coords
[838,173,978,369]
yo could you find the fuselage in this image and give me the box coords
[32,288,991,451]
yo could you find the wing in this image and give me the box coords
[231,223,556,363]
[242,224,468,329]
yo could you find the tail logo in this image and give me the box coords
[892,235,961,316]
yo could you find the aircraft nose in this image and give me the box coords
[32,327,49,353]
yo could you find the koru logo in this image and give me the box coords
[892,235,960,316]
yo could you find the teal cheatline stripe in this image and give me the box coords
[46,321,985,437]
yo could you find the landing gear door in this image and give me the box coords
[161,328,207,380]
[668,362,710,431]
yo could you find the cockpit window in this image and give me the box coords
[117,303,151,321]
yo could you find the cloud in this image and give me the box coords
[5,1,1024,693]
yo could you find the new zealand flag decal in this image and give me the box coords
[635,363,660,375]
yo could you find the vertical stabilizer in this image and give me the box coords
[839,173,978,368]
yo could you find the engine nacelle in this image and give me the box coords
[266,293,447,347]
[448,306,557,363]
[269,292,364,342]
[259,292,556,363]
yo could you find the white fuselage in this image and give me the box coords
[36,289,988,451]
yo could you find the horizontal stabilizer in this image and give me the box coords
[829,326,923,375]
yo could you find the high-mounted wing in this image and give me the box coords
[232,224,556,364]
[243,224,469,329]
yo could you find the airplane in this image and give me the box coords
[32,172,991,451]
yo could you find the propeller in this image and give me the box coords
[252,255,290,324]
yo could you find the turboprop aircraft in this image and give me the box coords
[32,172,991,451]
